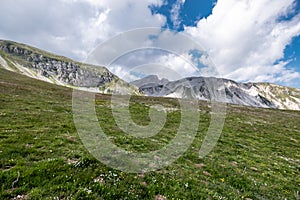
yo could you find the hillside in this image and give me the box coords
[0,68,299,199]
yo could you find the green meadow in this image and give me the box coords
[0,68,299,199]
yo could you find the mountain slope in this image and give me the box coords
[0,40,140,95]
[131,75,300,110]
[0,67,299,199]
[250,82,300,110]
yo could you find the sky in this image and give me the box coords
[0,0,300,88]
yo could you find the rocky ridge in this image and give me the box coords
[131,75,300,110]
[0,40,139,94]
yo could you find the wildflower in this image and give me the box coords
[84,188,92,194]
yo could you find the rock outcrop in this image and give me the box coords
[0,40,139,94]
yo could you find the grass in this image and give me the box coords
[0,68,299,199]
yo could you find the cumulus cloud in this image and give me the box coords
[0,0,166,61]
[155,52,198,77]
[184,0,300,84]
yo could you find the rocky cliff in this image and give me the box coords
[0,40,139,94]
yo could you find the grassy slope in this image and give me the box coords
[0,68,299,199]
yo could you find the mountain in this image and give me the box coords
[0,40,140,95]
[1,39,299,110]
[131,75,300,110]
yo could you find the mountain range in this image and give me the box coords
[131,75,300,110]
[1,39,299,110]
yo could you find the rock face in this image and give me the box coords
[131,75,300,110]
[0,41,114,87]
[0,40,139,94]
[27,57,114,88]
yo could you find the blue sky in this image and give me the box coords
[151,0,215,30]
[285,36,300,86]
[0,0,300,88]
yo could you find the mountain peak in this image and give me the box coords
[131,74,169,88]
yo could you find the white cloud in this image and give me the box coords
[155,52,198,77]
[109,65,140,82]
[0,0,166,61]
[101,47,200,82]
[184,0,300,84]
